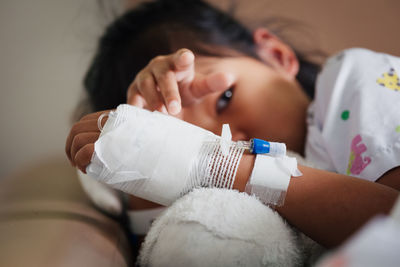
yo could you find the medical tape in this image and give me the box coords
[183,124,245,193]
[97,112,109,132]
[184,139,245,195]
[89,105,247,206]
[245,154,302,206]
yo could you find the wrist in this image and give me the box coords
[232,153,255,191]
[234,153,302,207]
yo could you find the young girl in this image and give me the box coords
[65,0,399,253]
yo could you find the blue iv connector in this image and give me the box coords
[250,138,286,156]
[251,138,270,154]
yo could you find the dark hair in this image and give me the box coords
[80,0,319,117]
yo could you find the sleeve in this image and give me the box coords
[305,48,400,181]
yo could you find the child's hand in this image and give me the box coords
[65,111,109,173]
[126,48,235,115]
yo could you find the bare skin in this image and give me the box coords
[233,155,399,248]
[65,29,399,248]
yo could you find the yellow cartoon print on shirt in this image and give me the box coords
[376,68,400,91]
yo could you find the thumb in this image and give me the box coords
[173,49,195,85]
[190,72,235,98]
[173,49,195,72]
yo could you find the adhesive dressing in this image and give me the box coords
[246,155,302,206]
[87,104,244,205]
[86,104,301,206]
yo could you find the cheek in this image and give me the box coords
[181,105,222,136]
[225,88,271,139]
[232,78,302,141]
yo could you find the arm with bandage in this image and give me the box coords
[82,104,298,206]
[65,105,398,248]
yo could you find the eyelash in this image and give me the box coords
[216,87,234,114]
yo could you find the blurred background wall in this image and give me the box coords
[0,0,121,178]
[0,0,399,178]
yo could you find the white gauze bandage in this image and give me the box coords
[86,104,245,206]
[245,155,302,206]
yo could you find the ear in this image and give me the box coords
[253,28,299,78]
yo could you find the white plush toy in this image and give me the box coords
[139,188,324,267]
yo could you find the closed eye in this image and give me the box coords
[216,87,234,114]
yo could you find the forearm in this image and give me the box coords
[376,166,400,191]
[233,154,399,248]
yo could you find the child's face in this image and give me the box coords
[179,55,310,153]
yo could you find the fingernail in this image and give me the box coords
[179,51,194,64]
[168,100,181,115]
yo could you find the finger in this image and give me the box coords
[131,93,147,108]
[126,78,136,104]
[126,78,143,107]
[154,49,195,114]
[80,110,109,121]
[153,68,181,115]
[65,119,101,163]
[172,48,195,72]
[173,49,195,88]
[70,132,100,166]
[136,73,164,111]
[156,104,168,114]
[127,83,146,108]
[190,72,235,98]
[74,143,95,174]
